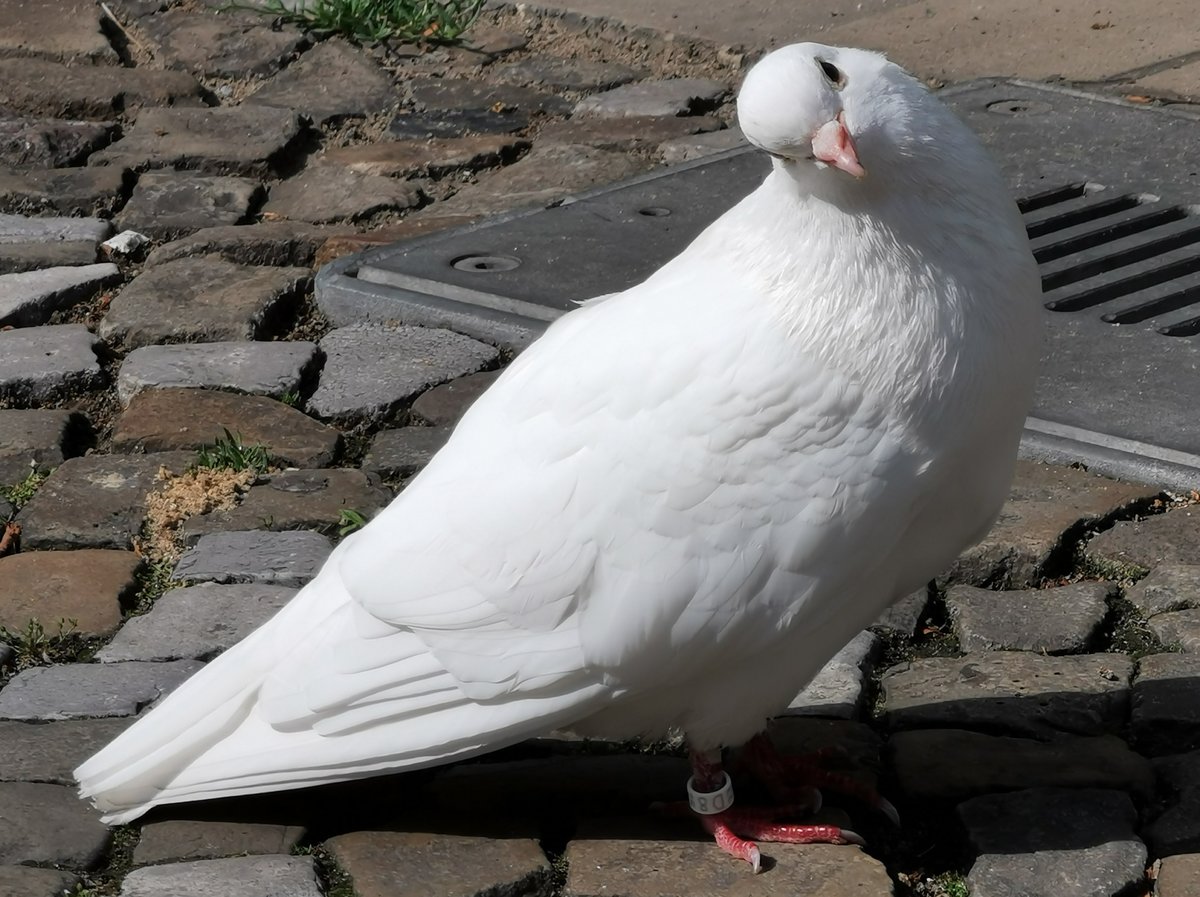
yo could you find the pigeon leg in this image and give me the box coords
[739,733,900,825]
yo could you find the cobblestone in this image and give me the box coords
[1158,855,1200,897]
[0,324,102,405]
[0,865,80,897]
[1147,750,1200,856]
[1125,565,1200,618]
[0,116,115,168]
[0,409,90,483]
[120,854,321,897]
[1148,609,1200,652]
[945,581,1113,654]
[263,165,423,225]
[1131,652,1200,755]
[0,57,202,119]
[361,426,448,479]
[116,340,317,406]
[410,369,501,426]
[146,221,335,268]
[0,718,132,784]
[172,530,332,587]
[0,263,120,328]
[0,660,203,720]
[133,820,306,865]
[0,163,126,215]
[574,77,728,117]
[318,135,529,178]
[245,39,396,126]
[1088,511,1200,573]
[0,0,117,63]
[492,55,641,91]
[115,172,263,241]
[142,8,308,78]
[0,549,141,637]
[783,630,877,720]
[0,782,110,868]
[538,113,723,150]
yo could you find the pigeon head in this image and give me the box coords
[737,42,927,181]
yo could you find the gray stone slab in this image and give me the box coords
[0,212,110,245]
[180,468,390,544]
[361,427,449,479]
[263,165,422,225]
[0,116,115,168]
[245,39,396,126]
[491,56,640,91]
[387,107,530,139]
[946,581,1113,654]
[783,630,877,720]
[16,451,194,550]
[89,105,302,177]
[0,324,101,405]
[0,162,126,216]
[0,0,117,63]
[889,729,1154,803]
[0,263,120,328]
[1086,509,1200,573]
[146,221,335,268]
[0,548,141,637]
[871,588,929,639]
[0,782,109,868]
[658,126,749,164]
[0,864,80,897]
[309,325,498,420]
[959,788,1146,897]
[538,114,723,152]
[143,8,308,78]
[121,854,321,897]
[0,409,90,484]
[0,57,203,119]
[1126,565,1200,619]
[98,257,311,349]
[117,340,317,406]
[1157,855,1200,897]
[172,530,332,587]
[318,135,529,178]
[1131,652,1200,755]
[573,77,728,118]
[115,172,263,241]
[0,239,99,274]
[1147,750,1200,856]
[97,583,295,662]
[881,652,1133,739]
[111,388,342,468]
[1149,609,1200,652]
[0,660,203,720]
[134,820,306,865]
[408,77,570,116]
[0,718,133,785]
[410,369,500,427]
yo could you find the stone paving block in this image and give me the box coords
[326,830,550,897]
[0,718,133,784]
[146,221,335,268]
[112,388,341,468]
[1131,652,1200,755]
[97,582,295,662]
[98,257,311,349]
[0,660,202,720]
[0,163,127,215]
[263,165,422,225]
[133,820,307,865]
[0,408,91,484]
[180,468,390,544]
[312,213,480,268]
[115,172,263,241]
[942,461,1161,588]
[1149,609,1200,652]
[538,114,723,151]
[172,530,332,588]
[0,263,120,328]
[246,39,397,126]
[121,854,321,897]
[1088,509,1200,574]
[0,212,110,246]
[1157,854,1200,897]
[143,8,308,78]
[958,788,1146,897]
[871,588,929,638]
[309,325,498,420]
[574,77,728,118]
[117,340,317,406]
[409,76,571,117]
[0,548,141,637]
[387,107,530,139]
[16,451,194,550]
[888,729,1154,803]
[431,142,649,217]
[0,57,203,119]
[0,239,100,274]
[0,116,116,168]
[658,127,749,164]
[1125,565,1200,619]
[565,833,892,897]
[783,630,877,720]
[361,427,449,479]
[0,324,101,405]
[90,105,302,177]
[881,652,1133,739]
[0,864,80,897]
[0,0,117,63]
[318,135,529,178]
[410,369,501,427]
[945,581,1113,654]
[1147,751,1200,857]
[759,717,883,795]
[492,56,640,91]
[0,782,110,868]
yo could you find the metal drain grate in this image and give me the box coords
[317,80,1200,489]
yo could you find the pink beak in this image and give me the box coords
[811,112,865,178]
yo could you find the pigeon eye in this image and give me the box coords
[816,58,845,89]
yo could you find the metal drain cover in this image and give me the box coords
[317,81,1200,489]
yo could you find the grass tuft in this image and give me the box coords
[249,0,484,43]
[193,428,271,475]
[0,468,49,511]
[336,508,369,538]
[292,844,357,897]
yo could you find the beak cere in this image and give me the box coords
[811,111,866,178]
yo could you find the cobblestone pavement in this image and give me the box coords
[1,2,1199,896]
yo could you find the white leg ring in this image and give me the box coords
[686,771,735,815]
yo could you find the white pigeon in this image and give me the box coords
[77,42,1040,869]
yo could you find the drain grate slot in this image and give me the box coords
[1039,219,1200,290]
[1043,251,1200,312]
[1158,315,1200,337]
[1031,206,1189,264]
[1101,274,1200,325]
[1024,193,1144,239]
[1017,182,1088,213]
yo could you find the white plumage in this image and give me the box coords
[77,42,1040,825]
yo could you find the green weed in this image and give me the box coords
[250,0,484,43]
[337,508,369,537]
[0,468,49,511]
[193,428,271,474]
